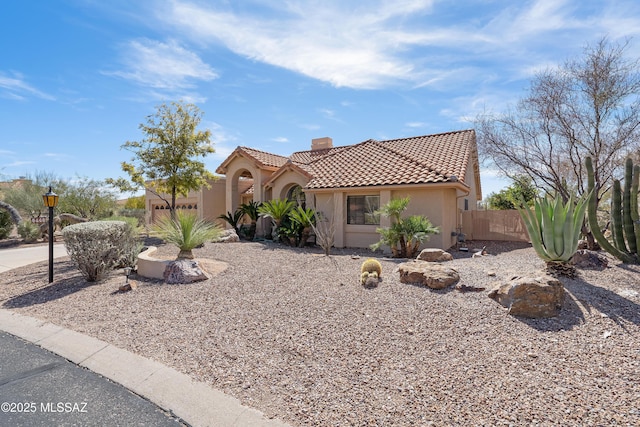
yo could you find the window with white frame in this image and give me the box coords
[347,195,380,225]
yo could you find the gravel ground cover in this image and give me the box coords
[1,240,639,426]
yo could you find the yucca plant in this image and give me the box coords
[516,192,590,277]
[153,211,221,259]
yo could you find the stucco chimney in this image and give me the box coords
[311,137,333,151]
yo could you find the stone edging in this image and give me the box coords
[136,246,171,280]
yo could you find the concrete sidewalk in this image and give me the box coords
[0,246,289,427]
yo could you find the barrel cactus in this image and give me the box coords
[585,156,640,263]
[361,258,382,276]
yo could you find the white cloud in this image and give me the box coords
[106,38,218,91]
[0,71,55,101]
[272,137,289,143]
[155,0,640,92]
[162,0,436,89]
[405,122,427,128]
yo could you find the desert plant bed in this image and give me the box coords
[0,240,638,426]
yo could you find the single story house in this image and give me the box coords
[146,129,482,250]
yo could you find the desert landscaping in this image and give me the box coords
[1,239,638,426]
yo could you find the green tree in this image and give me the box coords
[486,175,538,210]
[124,195,146,209]
[2,171,64,219]
[57,176,118,219]
[107,101,215,218]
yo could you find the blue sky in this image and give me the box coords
[2,0,640,198]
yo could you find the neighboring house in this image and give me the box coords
[146,129,482,250]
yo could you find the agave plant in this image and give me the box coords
[516,192,590,277]
[154,211,221,259]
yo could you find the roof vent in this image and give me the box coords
[311,137,333,151]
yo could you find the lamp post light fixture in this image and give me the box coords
[123,267,132,285]
[42,186,59,283]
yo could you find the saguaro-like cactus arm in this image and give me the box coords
[612,180,627,252]
[622,158,637,253]
[632,164,640,254]
[585,156,636,263]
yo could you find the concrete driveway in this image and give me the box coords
[0,244,68,273]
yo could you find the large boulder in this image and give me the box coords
[398,261,459,289]
[164,259,211,284]
[416,248,453,262]
[488,275,564,318]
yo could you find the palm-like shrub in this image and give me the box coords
[517,193,590,277]
[371,197,439,258]
[218,210,243,234]
[289,206,316,247]
[258,198,295,240]
[399,215,440,258]
[154,211,221,259]
[240,201,262,240]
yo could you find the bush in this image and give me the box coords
[17,221,41,243]
[0,210,12,239]
[101,215,141,230]
[63,221,140,282]
[153,211,220,259]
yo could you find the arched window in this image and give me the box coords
[286,185,305,208]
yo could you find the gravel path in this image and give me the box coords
[1,240,639,426]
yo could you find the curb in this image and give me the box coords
[0,309,289,427]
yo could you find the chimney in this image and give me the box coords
[311,137,333,151]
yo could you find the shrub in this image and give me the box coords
[17,221,41,243]
[153,211,221,259]
[63,221,140,282]
[0,210,12,239]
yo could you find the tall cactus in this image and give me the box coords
[585,156,639,264]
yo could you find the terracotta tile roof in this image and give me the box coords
[216,146,289,174]
[301,130,476,189]
[216,129,479,193]
[289,146,350,165]
[239,147,289,168]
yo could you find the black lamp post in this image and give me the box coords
[42,186,59,283]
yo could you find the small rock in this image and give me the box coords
[487,271,496,277]
[570,250,608,270]
[118,281,137,292]
[416,248,453,262]
[603,331,612,339]
[213,229,239,243]
[527,352,538,358]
